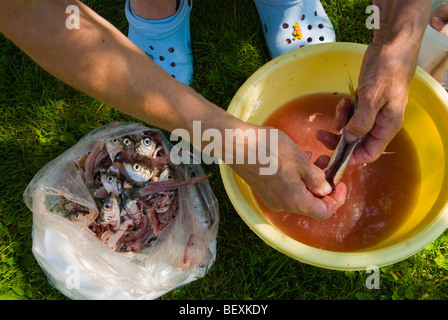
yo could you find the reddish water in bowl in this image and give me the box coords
[254,92,421,251]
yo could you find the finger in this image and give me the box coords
[370,104,404,140]
[334,98,352,131]
[348,107,404,165]
[319,182,347,218]
[314,155,330,169]
[316,130,340,150]
[298,161,333,196]
[300,182,347,220]
[343,95,380,143]
[305,151,312,160]
[348,135,382,165]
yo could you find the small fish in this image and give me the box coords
[69,211,87,222]
[100,171,122,196]
[135,136,157,158]
[123,161,154,183]
[67,127,214,253]
[69,210,99,229]
[105,138,124,162]
[183,167,215,231]
[324,80,361,187]
[101,193,121,226]
[105,136,133,162]
[138,174,210,196]
[53,197,98,229]
[158,166,174,182]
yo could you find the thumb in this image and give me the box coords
[343,100,378,143]
[299,162,333,196]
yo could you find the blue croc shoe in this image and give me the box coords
[125,0,193,85]
[253,0,336,58]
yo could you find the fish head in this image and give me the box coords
[105,138,125,162]
[101,193,120,222]
[69,209,98,229]
[100,171,122,196]
[136,136,157,158]
[106,136,135,162]
[159,166,174,182]
[123,161,154,183]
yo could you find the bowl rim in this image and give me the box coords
[219,42,448,271]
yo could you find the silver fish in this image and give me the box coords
[135,136,157,158]
[53,197,98,229]
[101,193,121,225]
[324,82,361,187]
[105,136,133,162]
[123,161,154,183]
[69,211,86,222]
[100,171,122,196]
[158,166,174,182]
[105,138,124,162]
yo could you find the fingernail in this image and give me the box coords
[344,132,358,143]
[324,182,333,195]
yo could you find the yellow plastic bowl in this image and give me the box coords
[219,42,448,271]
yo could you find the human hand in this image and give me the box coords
[229,126,346,220]
[318,42,418,165]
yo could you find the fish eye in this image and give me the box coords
[104,203,112,210]
[112,138,118,143]
[143,137,152,146]
[71,212,81,221]
[133,163,141,171]
[106,175,115,183]
[123,138,131,145]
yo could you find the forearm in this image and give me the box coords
[0,1,346,218]
[0,0,243,140]
[372,0,430,59]
[359,0,431,95]
[343,0,431,162]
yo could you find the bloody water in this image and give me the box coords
[255,92,421,252]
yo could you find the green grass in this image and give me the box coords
[1,0,447,300]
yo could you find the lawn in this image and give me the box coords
[1,0,447,300]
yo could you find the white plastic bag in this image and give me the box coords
[23,122,219,300]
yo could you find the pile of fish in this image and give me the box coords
[51,129,208,253]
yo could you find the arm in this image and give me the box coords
[0,0,201,133]
[340,0,431,164]
[0,0,345,219]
